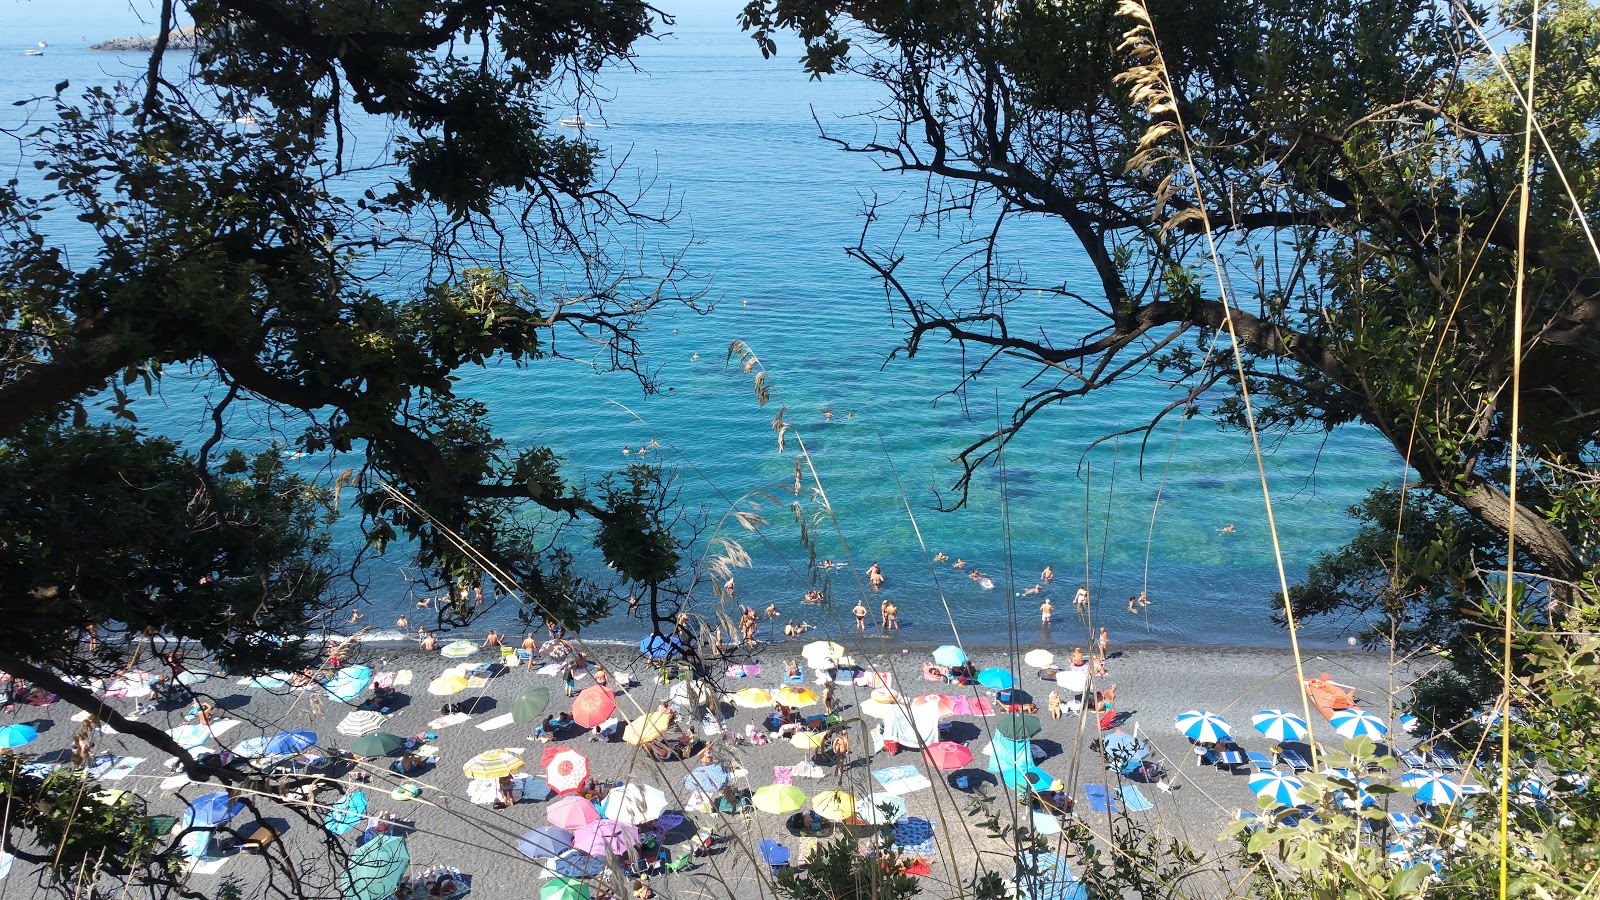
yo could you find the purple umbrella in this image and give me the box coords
[517,826,574,860]
[572,819,638,857]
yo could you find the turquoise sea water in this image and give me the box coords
[0,15,1403,650]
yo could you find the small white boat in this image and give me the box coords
[23,49,44,57]
[558,114,585,128]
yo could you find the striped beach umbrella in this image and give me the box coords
[1249,771,1305,808]
[440,640,477,658]
[1251,709,1310,743]
[337,710,386,736]
[1329,709,1389,739]
[976,668,1016,690]
[463,748,524,779]
[1401,770,1461,806]
[1176,710,1232,744]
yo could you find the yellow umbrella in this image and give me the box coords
[753,784,806,814]
[812,790,856,821]
[790,731,824,749]
[733,688,774,709]
[622,710,673,745]
[462,749,524,779]
[775,687,820,708]
[427,674,468,696]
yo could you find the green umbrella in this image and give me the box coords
[513,687,553,725]
[541,876,591,900]
[995,713,1042,741]
[351,733,408,758]
[340,833,409,900]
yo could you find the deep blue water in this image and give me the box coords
[0,17,1403,650]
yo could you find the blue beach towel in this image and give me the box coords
[1120,785,1154,812]
[324,790,368,835]
[1083,784,1119,813]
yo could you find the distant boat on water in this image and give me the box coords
[24,46,44,56]
[558,114,585,128]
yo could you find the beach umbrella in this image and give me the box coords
[734,688,774,709]
[924,741,974,771]
[685,764,731,793]
[999,766,1052,793]
[541,640,570,659]
[0,725,38,749]
[351,732,408,758]
[544,747,590,793]
[547,794,600,829]
[601,783,668,824]
[168,723,212,751]
[753,784,806,814]
[639,634,681,659]
[976,667,1016,690]
[1511,776,1547,802]
[1056,670,1089,693]
[264,730,317,756]
[790,731,824,749]
[996,713,1042,741]
[775,686,820,708]
[912,694,955,717]
[1101,732,1148,763]
[324,665,373,702]
[440,640,477,658]
[857,791,907,825]
[233,735,275,758]
[1329,709,1389,739]
[337,710,386,736]
[1249,771,1306,808]
[997,688,1034,706]
[758,840,791,866]
[570,686,616,728]
[802,640,846,663]
[513,687,553,725]
[341,833,409,900]
[463,748,525,779]
[324,790,368,835]
[1023,649,1055,668]
[622,710,673,745]
[1176,710,1232,744]
[812,789,855,821]
[552,849,606,879]
[859,697,896,718]
[185,792,245,828]
[1252,709,1310,743]
[572,819,638,857]
[932,645,969,667]
[540,875,591,900]
[1401,771,1461,806]
[427,673,468,696]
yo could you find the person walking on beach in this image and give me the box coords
[1098,627,1109,659]
[1040,598,1054,625]
[853,602,868,632]
[1074,584,1089,610]
[822,682,835,716]
[829,731,851,779]
[562,664,577,698]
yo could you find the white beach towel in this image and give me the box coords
[160,773,192,790]
[428,712,473,730]
[476,713,516,731]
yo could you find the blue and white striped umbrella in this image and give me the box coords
[1251,709,1310,742]
[1401,770,1461,806]
[1248,771,1305,808]
[1175,710,1232,744]
[1329,709,1389,739]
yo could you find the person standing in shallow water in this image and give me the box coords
[853,602,868,632]
[1074,584,1089,610]
[1040,598,1053,625]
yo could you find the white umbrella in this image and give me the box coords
[337,710,386,736]
[1055,670,1088,693]
[600,783,668,825]
[1023,649,1054,668]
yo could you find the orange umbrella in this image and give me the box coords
[571,686,616,728]
[912,694,956,717]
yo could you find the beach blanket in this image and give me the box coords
[1120,786,1154,812]
[160,774,191,790]
[476,713,516,731]
[1032,811,1061,835]
[466,676,489,688]
[772,766,793,785]
[185,857,230,875]
[86,755,119,780]
[428,712,473,730]
[949,695,995,717]
[537,662,564,677]
[873,765,933,796]
[324,790,368,835]
[891,818,936,857]
[394,670,414,686]
[102,757,145,781]
[0,850,13,880]
[1083,784,1119,814]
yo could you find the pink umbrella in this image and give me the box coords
[547,794,600,830]
[543,747,590,794]
[924,741,974,770]
[573,819,639,857]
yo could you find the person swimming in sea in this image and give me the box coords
[952,558,966,569]
[933,552,948,563]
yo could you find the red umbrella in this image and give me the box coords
[924,741,974,771]
[542,746,589,794]
[571,685,617,728]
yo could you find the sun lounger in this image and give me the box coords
[1215,749,1246,769]
[1279,749,1311,771]
[1246,751,1275,774]
[1397,747,1429,769]
[1429,746,1463,770]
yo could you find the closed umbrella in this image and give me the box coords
[734,688,774,709]
[812,790,855,821]
[1249,771,1306,808]
[1251,709,1310,742]
[924,741,973,770]
[0,725,37,749]
[1023,649,1055,668]
[976,668,1016,690]
[572,819,638,857]
[685,765,730,793]
[463,749,524,779]
[1401,770,1461,806]
[1176,710,1232,744]
[857,791,907,825]
[508,687,552,725]
[427,673,468,696]
[540,875,591,900]
[547,795,600,829]
[622,710,672,745]
[996,713,1042,741]
[570,686,616,728]
[440,640,477,658]
[544,747,589,794]
[518,826,575,860]
[753,784,806,814]
[337,710,385,736]
[601,783,668,824]
[351,732,408,758]
[341,834,410,900]
[639,634,681,659]
[932,645,968,668]
[774,687,820,708]
[1330,709,1389,739]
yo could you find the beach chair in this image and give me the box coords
[1193,745,1220,767]
[1279,748,1311,771]
[783,667,806,685]
[1429,746,1463,770]
[665,852,693,873]
[1246,751,1276,775]
[1397,746,1429,769]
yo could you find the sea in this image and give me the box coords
[0,9,1403,652]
